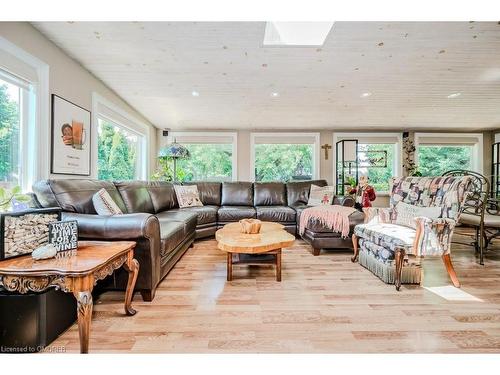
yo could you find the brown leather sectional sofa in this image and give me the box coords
[32,179,360,301]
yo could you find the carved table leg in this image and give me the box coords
[394,248,405,291]
[276,249,282,282]
[123,256,140,316]
[227,252,233,281]
[73,290,93,354]
[351,234,359,262]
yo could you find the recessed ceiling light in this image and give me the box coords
[263,22,334,46]
[447,92,461,98]
[271,92,279,97]
[360,92,372,98]
[191,91,200,97]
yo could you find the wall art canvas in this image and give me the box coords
[51,94,91,175]
[48,220,78,257]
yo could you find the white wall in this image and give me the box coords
[0,22,157,182]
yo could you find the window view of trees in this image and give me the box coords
[358,143,395,192]
[254,144,313,182]
[97,118,139,180]
[418,145,472,176]
[177,143,233,181]
[0,79,20,189]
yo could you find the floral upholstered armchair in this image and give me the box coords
[351,175,472,291]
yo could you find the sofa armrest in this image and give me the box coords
[414,217,456,256]
[62,212,160,241]
[362,207,393,224]
[334,195,355,207]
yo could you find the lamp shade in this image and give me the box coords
[158,140,190,159]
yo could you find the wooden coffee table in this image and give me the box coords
[215,222,295,281]
[0,241,139,353]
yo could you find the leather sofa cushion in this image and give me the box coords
[218,206,256,222]
[155,210,198,234]
[221,182,253,206]
[158,220,185,256]
[256,206,296,222]
[286,180,328,207]
[146,181,179,212]
[174,205,218,225]
[32,179,127,214]
[184,182,222,206]
[254,182,286,206]
[114,181,155,213]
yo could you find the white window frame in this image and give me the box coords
[414,132,483,175]
[333,132,403,195]
[0,37,49,192]
[250,132,320,182]
[92,93,150,180]
[167,132,238,181]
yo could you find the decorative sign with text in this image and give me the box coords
[48,220,78,257]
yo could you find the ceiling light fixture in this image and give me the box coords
[271,92,280,97]
[191,91,200,97]
[360,92,372,98]
[263,22,334,46]
[447,92,461,98]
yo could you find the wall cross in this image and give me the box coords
[321,143,332,160]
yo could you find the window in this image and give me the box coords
[334,133,402,194]
[177,144,233,181]
[415,133,483,177]
[358,143,396,192]
[418,145,473,176]
[97,118,142,180]
[0,70,29,189]
[167,133,237,182]
[251,133,320,182]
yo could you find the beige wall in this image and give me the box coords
[0,22,157,181]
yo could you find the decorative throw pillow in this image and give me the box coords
[307,185,335,206]
[394,201,441,229]
[174,185,203,208]
[92,188,123,215]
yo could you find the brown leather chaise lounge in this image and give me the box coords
[32,179,357,301]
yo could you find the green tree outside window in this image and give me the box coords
[254,144,313,182]
[418,145,472,176]
[0,81,20,188]
[97,119,138,180]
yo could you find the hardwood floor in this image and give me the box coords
[47,232,500,353]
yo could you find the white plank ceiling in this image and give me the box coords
[33,22,500,131]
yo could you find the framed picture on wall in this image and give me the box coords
[51,94,91,176]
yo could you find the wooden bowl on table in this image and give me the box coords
[239,219,262,234]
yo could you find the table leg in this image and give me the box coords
[73,290,93,354]
[227,252,233,281]
[276,249,282,282]
[123,256,139,316]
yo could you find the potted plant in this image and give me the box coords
[0,186,31,212]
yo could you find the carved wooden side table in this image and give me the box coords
[0,241,139,353]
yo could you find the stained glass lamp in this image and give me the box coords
[158,139,190,182]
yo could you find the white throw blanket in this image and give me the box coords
[299,205,357,238]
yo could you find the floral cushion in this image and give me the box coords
[389,176,472,220]
[354,222,415,252]
[359,238,396,264]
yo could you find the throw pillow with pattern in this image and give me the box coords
[92,188,123,215]
[307,185,335,206]
[174,185,203,208]
[394,201,441,229]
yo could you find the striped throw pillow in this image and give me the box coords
[92,188,123,215]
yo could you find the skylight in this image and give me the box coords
[263,22,334,46]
